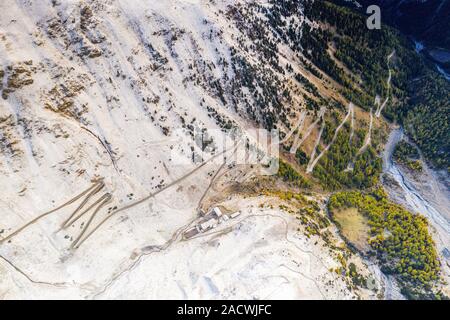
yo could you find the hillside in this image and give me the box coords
[0,0,448,299]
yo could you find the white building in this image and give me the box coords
[199,218,218,232]
[230,211,241,219]
[212,207,223,218]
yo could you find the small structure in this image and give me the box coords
[230,211,241,219]
[212,207,223,218]
[183,226,200,239]
[199,218,218,232]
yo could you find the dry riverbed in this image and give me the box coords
[382,127,450,297]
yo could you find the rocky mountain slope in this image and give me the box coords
[0,0,448,299]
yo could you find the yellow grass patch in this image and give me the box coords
[332,208,369,252]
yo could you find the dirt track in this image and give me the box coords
[74,142,241,248]
[0,179,104,244]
